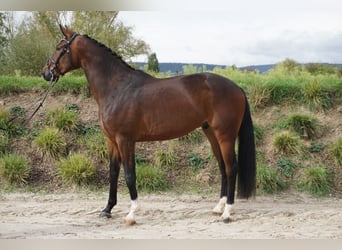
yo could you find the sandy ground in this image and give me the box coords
[0,191,341,239]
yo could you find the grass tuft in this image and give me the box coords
[297,166,332,196]
[273,132,303,155]
[0,153,31,184]
[256,164,285,194]
[154,145,177,168]
[57,153,96,186]
[285,114,321,139]
[302,80,330,110]
[47,107,79,132]
[136,164,169,192]
[329,138,342,166]
[34,127,66,159]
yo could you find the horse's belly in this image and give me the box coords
[136,111,204,141]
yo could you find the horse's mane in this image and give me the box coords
[83,34,136,71]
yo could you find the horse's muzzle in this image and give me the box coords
[41,67,53,81]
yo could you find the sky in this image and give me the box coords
[117,0,342,67]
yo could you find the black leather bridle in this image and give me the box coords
[47,32,79,81]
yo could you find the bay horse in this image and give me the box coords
[42,25,256,224]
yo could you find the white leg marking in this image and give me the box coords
[124,199,139,225]
[212,196,227,214]
[221,203,234,221]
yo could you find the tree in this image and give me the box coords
[1,11,150,76]
[0,12,10,66]
[147,53,159,73]
[71,11,150,60]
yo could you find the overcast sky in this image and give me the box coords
[118,0,342,67]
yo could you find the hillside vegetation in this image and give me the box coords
[0,60,341,197]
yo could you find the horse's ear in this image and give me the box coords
[59,24,73,39]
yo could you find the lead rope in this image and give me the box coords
[2,75,58,129]
[22,75,59,126]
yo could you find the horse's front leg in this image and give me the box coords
[118,138,139,225]
[100,140,121,218]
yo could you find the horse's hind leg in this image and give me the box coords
[202,125,227,215]
[217,137,238,223]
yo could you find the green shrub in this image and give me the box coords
[276,157,297,178]
[273,132,302,155]
[309,142,325,153]
[297,166,332,196]
[285,114,321,139]
[256,164,285,194]
[0,154,31,184]
[267,81,302,105]
[0,108,23,137]
[83,132,108,162]
[34,128,66,159]
[135,154,149,165]
[302,80,330,110]
[0,131,9,155]
[154,146,177,168]
[187,152,205,170]
[136,164,168,192]
[47,107,78,132]
[57,153,96,185]
[179,129,203,144]
[247,82,271,108]
[329,138,342,166]
[9,106,26,123]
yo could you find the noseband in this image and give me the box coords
[48,32,79,80]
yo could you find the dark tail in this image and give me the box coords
[237,96,256,199]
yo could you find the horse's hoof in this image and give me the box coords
[99,211,112,218]
[124,218,136,226]
[222,217,230,224]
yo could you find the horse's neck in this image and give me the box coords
[81,54,147,106]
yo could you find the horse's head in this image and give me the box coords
[42,25,80,81]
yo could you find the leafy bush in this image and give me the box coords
[329,138,342,166]
[276,157,297,178]
[47,107,79,132]
[309,142,325,153]
[34,128,66,159]
[57,153,96,186]
[256,164,285,194]
[187,152,205,170]
[297,166,332,196]
[135,154,149,165]
[302,80,330,110]
[136,164,168,192]
[285,114,321,139]
[273,132,302,155]
[0,107,25,137]
[0,154,31,184]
